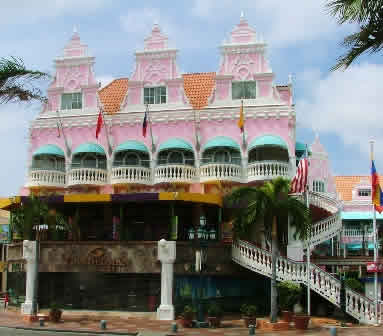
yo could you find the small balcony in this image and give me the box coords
[111,166,152,185]
[67,168,108,186]
[200,163,243,183]
[247,160,291,182]
[27,169,66,188]
[154,164,197,184]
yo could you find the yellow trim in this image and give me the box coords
[64,194,111,203]
[159,192,222,207]
[0,197,20,210]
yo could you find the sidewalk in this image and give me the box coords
[0,310,378,336]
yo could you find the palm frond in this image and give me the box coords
[0,56,49,104]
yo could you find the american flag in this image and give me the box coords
[290,158,308,194]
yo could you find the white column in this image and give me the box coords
[21,240,39,315]
[157,239,176,320]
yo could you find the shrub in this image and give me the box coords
[277,281,302,311]
[344,278,364,293]
[240,304,257,316]
[207,303,223,317]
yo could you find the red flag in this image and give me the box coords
[290,158,308,193]
[371,160,383,213]
[142,108,148,137]
[96,110,103,139]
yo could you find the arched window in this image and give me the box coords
[168,151,184,164]
[214,150,230,163]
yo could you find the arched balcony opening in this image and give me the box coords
[111,141,151,185]
[248,135,291,181]
[200,136,243,183]
[155,138,196,183]
[68,143,107,186]
[27,144,66,188]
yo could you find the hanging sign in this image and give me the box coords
[366,262,383,273]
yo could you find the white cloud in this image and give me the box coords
[296,63,383,165]
[0,0,107,24]
[191,0,352,47]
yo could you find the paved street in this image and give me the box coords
[0,327,134,335]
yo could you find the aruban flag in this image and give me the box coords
[371,160,383,213]
[237,100,244,133]
[290,158,308,194]
[95,110,103,139]
[142,107,148,137]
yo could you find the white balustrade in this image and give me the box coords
[111,166,152,185]
[342,228,373,239]
[200,163,243,183]
[154,165,197,184]
[27,170,66,188]
[247,161,291,182]
[68,168,108,186]
[233,239,376,324]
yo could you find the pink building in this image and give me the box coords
[3,16,377,324]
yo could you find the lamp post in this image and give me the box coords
[188,214,217,323]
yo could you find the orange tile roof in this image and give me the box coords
[334,176,383,201]
[99,78,129,115]
[183,72,216,110]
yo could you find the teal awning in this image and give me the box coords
[33,144,65,157]
[342,211,383,220]
[73,143,106,155]
[203,136,240,151]
[295,141,306,152]
[347,243,374,250]
[249,135,288,151]
[114,141,149,153]
[158,138,193,152]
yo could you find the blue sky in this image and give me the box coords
[0,0,382,197]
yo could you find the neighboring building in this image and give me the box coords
[0,16,376,323]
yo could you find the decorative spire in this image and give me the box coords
[73,25,78,34]
[63,26,88,58]
[288,73,293,85]
[240,11,245,20]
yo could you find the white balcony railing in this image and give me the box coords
[200,163,243,183]
[247,160,291,182]
[67,168,108,186]
[27,170,66,188]
[154,164,197,184]
[343,228,373,238]
[111,166,152,185]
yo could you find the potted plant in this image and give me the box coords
[207,302,223,328]
[180,305,195,328]
[294,312,310,330]
[277,281,302,322]
[240,304,257,328]
[49,302,62,323]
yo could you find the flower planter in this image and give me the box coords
[180,317,193,328]
[243,316,257,328]
[294,315,310,330]
[49,309,62,323]
[281,311,293,322]
[207,316,221,328]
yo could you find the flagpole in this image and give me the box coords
[241,100,246,147]
[56,110,71,155]
[305,144,311,316]
[370,140,379,325]
[146,104,156,153]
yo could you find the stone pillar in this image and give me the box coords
[157,239,176,320]
[21,240,39,316]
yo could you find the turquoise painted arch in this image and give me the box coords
[114,140,149,153]
[72,143,106,155]
[202,136,241,152]
[248,135,288,151]
[158,138,194,152]
[33,144,65,157]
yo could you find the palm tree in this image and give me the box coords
[0,56,48,104]
[226,177,311,323]
[326,0,383,70]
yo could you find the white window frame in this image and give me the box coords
[312,180,325,193]
[231,80,257,100]
[61,92,82,110]
[358,188,371,197]
[143,86,167,105]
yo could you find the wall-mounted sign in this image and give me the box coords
[367,262,383,273]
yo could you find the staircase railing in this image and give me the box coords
[232,239,376,324]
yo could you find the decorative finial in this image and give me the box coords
[240,11,245,19]
[73,25,78,34]
[288,73,293,84]
[154,19,159,26]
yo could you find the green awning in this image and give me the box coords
[249,135,288,151]
[114,141,149,153]
[295,141,306,152]
[342,211,383,220]
[202,136,240,151]
[347,243,374,250]
[158,138,193,152]
[33,144,65,157]
[73,143,106,155]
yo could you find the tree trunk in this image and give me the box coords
[270,216,278,323]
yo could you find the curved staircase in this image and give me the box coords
[231,191,378,325]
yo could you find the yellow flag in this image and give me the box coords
[237,100,244,132]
